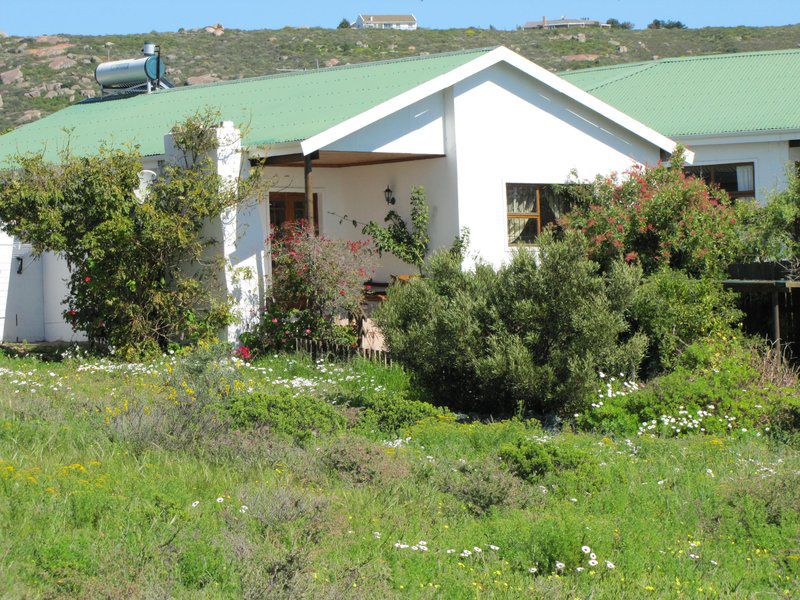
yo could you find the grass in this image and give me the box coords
[3,24,800,130]
[0,347,798,598]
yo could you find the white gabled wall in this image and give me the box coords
[449,62,661,269]
[325,92,446,155]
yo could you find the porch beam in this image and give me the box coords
[304,151,319,231]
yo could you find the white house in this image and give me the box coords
[524,17,611,30]
[353,14,418,30]
[0,46,683,343]
[561,49,800,202]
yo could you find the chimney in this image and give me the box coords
[543,15,547,27]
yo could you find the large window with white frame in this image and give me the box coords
[684,162,755,200]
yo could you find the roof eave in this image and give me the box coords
[302,46,689,162]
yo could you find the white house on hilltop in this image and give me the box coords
[0,46,684,343]
[353,15,418,30]
[524,17,611,30]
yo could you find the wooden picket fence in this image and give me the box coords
[293,337,392,365]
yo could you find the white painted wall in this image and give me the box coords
[326,92,445,155]
[449,62,661,269]
[0,231,44,342]
[681,139,792,202]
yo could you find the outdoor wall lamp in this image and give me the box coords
[384,186,396,205]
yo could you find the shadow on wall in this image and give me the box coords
[1,235,44,342]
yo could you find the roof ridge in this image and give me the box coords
[81,47,496,101]
[578,62,660,92]
[562,47,800,77]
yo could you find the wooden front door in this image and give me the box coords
[269,192,319,234]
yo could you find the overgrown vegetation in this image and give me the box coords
[563,148,739,278]
[240,221,378,354]
[376,230,647,416]
[0,346,797,598]
[0,110,259,357]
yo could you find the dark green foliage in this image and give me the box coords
[363,186,430,269]
[606,19,634,29]
[337,18,351,29]
[632,268,743,374]
[648,19,687,29]
[0,111,258,357]
[376,230,647,416]
[227,392,346,442]
[500,439,593,482]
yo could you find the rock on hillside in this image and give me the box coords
[1,24,800,133]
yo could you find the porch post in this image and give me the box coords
[772,290,782,356]
[304,151,319,231]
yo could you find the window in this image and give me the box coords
[506,184,571,246]
[684,162,755,200]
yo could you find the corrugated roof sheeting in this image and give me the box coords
[0,48,490,164]
[561,49,800,137]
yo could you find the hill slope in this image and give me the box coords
[2,24,800,132]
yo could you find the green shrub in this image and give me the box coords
[342,391,447,435]
[562,147,739,277]
[320,436,411,485]
[243,221,378,353]
[432,457,532,515]
[632,268,743,374]
[228,392,346,442]
[500,438,593,482]
[375,230,647,416]
[0,111,254,357]
[578,335,799,437]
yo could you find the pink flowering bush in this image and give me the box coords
[562,148,739,277]
[240,221,378,353]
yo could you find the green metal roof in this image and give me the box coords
[561,49,800,138]
[0,48,492,164]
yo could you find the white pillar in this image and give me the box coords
[164,121,268,344]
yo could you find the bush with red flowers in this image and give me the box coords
[562,147,739,277]
[240,221,378,353]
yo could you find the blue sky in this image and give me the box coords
[3,0,800,36]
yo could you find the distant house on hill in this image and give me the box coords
[524,17,611,30]
[353,14,418,30]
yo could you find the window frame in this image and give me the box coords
[505,183,542,247]
[684,161,755,200]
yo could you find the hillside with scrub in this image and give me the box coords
[2,23,800,131]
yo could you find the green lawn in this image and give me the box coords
[0,348,797,598]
